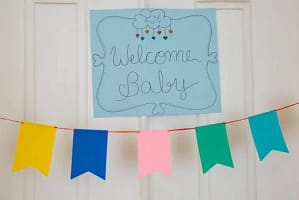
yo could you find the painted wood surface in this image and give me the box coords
[0,0,299,199]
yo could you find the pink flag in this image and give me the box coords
[138,130,171,179]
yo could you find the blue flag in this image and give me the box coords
[248,110,288,160]
[71,129,108,179]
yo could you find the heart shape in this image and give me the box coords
[136,33,140,38]
[157,30,162,35]
[168,29,173,34]
[152,36,156,40]
[140,36,145,40]
[163,36,168,40]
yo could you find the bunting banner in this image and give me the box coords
[138,130,171,178]
[1,102,298,179]
[195,123,234,173]
[12,122,56,176]
[248,110,289,160]
[71,129,108,180]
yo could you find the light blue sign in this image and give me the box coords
[90,9,221,117]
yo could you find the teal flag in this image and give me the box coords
[195,123,234,174]
[248,110,289,160]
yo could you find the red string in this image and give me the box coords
[55,127,75,131]
[276,102,299,111]
[0,117,23,123]
[108,130,139,134]
[169,127,194,132]
[225,117,248,125]
[1,102,298,133]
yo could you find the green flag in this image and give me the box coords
[195,123,234,174]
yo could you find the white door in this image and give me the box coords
[1,0,299,200]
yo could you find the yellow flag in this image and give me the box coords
[12,122,56,176]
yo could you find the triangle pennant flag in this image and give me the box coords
[195,123,234,174]
[248,110,289,160]
[138,130,171,179]
[12,122,56,176]
[71,129,108,180]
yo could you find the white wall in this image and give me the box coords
[0,0,299,200]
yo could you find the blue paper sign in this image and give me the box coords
[90,9,221,117]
